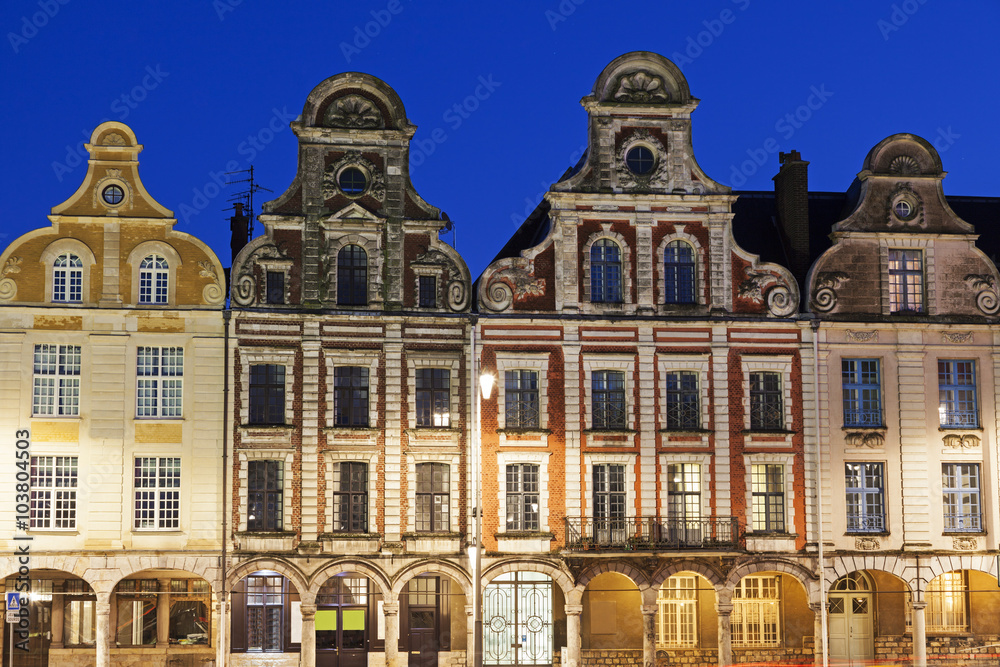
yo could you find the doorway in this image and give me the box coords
[828,572,874,665]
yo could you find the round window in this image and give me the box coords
[893,199,916,220]
[338,167,368,196]
[102,184,125,205]
[625,146,655,175]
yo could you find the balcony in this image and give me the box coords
[846,512,885,533]
[564,516,742,551]
[943,513,982,533]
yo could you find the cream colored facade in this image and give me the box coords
[0,122,226,667]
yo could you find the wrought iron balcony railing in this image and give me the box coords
[943,513,982,532]
[846,512,885,533]
[564,516,742,551]
[843,409,883,427]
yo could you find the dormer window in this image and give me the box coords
[138,254,169,304]
[52,253,83,303]
[625,146,655,175]
[664,240,695,304]
[337,244,368,305]
[590,239,622,303]
[102,184,125,205]
[888,249,923,313]
[338,167,368,196]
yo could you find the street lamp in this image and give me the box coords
[472,368,494,667]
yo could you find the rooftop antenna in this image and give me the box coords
[225,165,272,265]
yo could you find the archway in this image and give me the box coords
[2,570,93,667]
[230,569,302,655]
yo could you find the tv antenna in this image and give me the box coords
[225,166,272,263]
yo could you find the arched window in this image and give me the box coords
[138,254,169,304]
[337,245,368,305]
[590,239,622,303]
[664,240,696,304]
[52,252,83,303]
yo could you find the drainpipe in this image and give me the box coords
[811,318,828,667]
[220,308,230,667]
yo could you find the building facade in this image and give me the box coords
[0,122,228,667]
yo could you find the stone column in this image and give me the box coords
[156,578,171,647]
[911,601,927,667]
[301,603,317,667]
[384,602,400,667]
[641,604,657,667]
[95,591,111,667]
[564,604,583,667]
[715,601,733,667]
[808,602,825,665]
[50,581,65,649]
[465,604,476,667]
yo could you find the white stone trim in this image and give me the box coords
[496,451,552,533]
[581,227,633,307]
[328,233,382,306]
[405,452,462,533]
[236,450,295,532]
[743,452,796,534]
[658,453,711,519]
[741,355,794,434]
[406,352,462,430]
[583,354,635,430]
[879,237,935,316]
[655,228,706,306]
[658,354,710,432]
[583,453,638,517]
[324,349,381,428]
[126,240,181,306]
[40,238,98,305]
[324,449,381,533]
[494,351,550,431]
[238,348,296,425]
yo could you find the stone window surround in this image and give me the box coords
[494,351,550,432]
[237,450,295,532]
[258,258,293,305]
[412,264,446,310]
[582,226,633,307]
[405,451,461,533]
[41,238,97,305]
[656,227,706,306]
[406,353,462,432]
[126,241,181,307]
[658,453,711,520]
[496,450,552,533]
[324,349,381,429]
[327,233,382,306]
[583,452,637,518]
[879,236,935,316]
[583,354,636,431]
[239,348,296,426]
[743,452,796,534]
[658,354,710,432]
[324,449,380,534]
[741,355,794,436]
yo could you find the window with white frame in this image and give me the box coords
[29,456,78,529]
[32,344,81,416]
[750,464,785,533]
[924,572,968,633]
[506,463,540,531]
[842,359,882,427]
[505,370,539,429]
[732,576,781,647]
[888,249,923,313]
[845,462,885,533]
[667,463,701,523]
[134,457,180,530]
[657,574,698,647]
[52,252,83,303]
[942,463,981,532]
[136,347,183,418]
[138,254,169,304]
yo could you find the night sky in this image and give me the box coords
[1,0,997,278]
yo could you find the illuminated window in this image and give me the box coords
[247,460,283,532]
[938,360,977,427]
[416,368,450,427]
[942,463,981,532]
[332,462,367,532]
[923,572,968,633]
[732,576,780,647]
[32,344,81,416]
[842,359,882,427]
[134,457,180,530]
[845,462,885,533]
[415,463,449,532]
[506,463,539,531]
[888,249,923,313]
[657,575,698,647]
[29,456,78,529]
[751,464,784,533]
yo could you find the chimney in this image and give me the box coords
[773,150,810,282]
[229,202,250,266]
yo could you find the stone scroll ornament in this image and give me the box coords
[964,274,1000,315]
[199,260,225,305]
[413,248,468,312]
[232,244,287,306]
[738,270,796,316]
[811,271,849,312]
[0,256,21,302]
[481,261,545,313]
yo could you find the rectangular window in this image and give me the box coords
[247,575,284,651]
[415,462,449,532]
[416,368,450,427]
[667,463,700,522]
[134,457,180,530]
[30,456,78,529]
[249,364,285,425]
[732,576,780,647]
[265,271,284,304]
[332,462,367,532]
[656,575,697,648]
[593,463,626,544]
[168,579,211,645]
[592,370,626,429]
[845,462,885,533]
[749,372,783,430]
[942,463,981,532]
[751,464,785,533]
[842,359,882,427]
[888,249,923,313]
[32,344,81,416]
[505,370,539,429]
[247,460,283,532]
[938,360,978,427]
[418,275,437,308]
[665,371,699,430]
[925,572,968,632]
[136,347,183,418]
[506,463,540,531]
[334,366,369,427]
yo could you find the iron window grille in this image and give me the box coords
[416,368,450,427]
[665,371,699,430]
[749,371,783,430]
[592,463,626,544]
[592,370,626,429]
[845,462,885,533]
[505,370,540,429]
[942,463,981,532]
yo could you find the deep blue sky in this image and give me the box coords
[1,1,997,279]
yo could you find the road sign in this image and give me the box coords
[4,593,18,612]
[5,611,18,624]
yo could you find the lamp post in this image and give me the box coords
[471,322,494,667]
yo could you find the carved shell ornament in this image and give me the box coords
[614,71,669,103]
[811,271,849,312]
[101,132,127,146]
[0,256,22,302]
[482,263,545,313]
[232,244,288,306]
[322,152,386,202]
[324,95,383,129]
[888,155,920,175]
[964,273,1000,315]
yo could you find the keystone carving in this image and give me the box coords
[811,271,850,312]
[613,71,669,103]
[964,274,1000,315]
[942,331,973,343]
[845,330,878,343]
[845,431,885,449]
[942,433,980,449]
[953,537,978,551]
[324,94,383,129]
[856,537,880,551]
